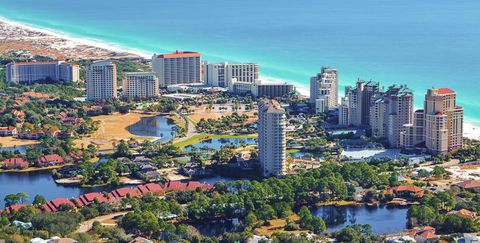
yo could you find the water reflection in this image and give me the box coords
[311,205,408,235]
[127,115,177,142]
[183,138,257,152]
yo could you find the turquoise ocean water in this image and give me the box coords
[1,0,479,124]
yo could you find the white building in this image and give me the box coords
[204,62,259,88]
[123,72,159,99]
[6,61,79,84]
[152,51,201,87]
[258,99,286,177]
[86,60,117,101]
[338,97,349,126]
[310,67,338,112]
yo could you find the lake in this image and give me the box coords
[127,115,177,143]
[192,205,408,236]
[183,138,257,152]
[311,205,408,235]
[0,170,118,208]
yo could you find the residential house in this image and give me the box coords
[2,157,29,169]
[0,126,17,136]
[37,154,65,167]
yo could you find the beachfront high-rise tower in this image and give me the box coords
[424,88,464,154]
[310,67,338,113]
[123,72,159,99]
[258,99,287,177]
[204,62,259,88]
[152,51,202,87]
[86,60,117,101]
[6,61,79,84]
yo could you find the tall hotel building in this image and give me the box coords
[369,85,414,148]
[86,61,117,101]
[152,51,201,87]
[6,61,79,84]
[424,88,463,154]
[123,72,159,99]
[310,67,338,113]
[258,99,287,177]
[344,80,382,126]
[204,62,259,88]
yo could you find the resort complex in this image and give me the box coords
[0,26,478,243]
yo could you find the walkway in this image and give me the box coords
[76,211,130,233]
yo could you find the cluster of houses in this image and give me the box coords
[2,154,67,170]
[0,92,97,141]
[3,180,213,213]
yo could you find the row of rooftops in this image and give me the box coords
[7,61,78,66]
[3,180,213,213]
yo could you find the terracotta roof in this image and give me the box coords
[37,154,64,165]
[43,198,75,212]
[76,192,108,207]
[0,126,16,132]
[436,88,455,95]
[456,180,480,189]
[385,185,424,196]
[156,51,201,59]
[2,157,29,169]
[419,231,439,239]
[5,204,27,213]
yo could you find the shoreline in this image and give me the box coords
[0,17,479,139]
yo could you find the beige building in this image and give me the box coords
[152,51,201,87]
[424,88,463,154]
[310,67,338,112]
[204,62,259,88]
[258,99,286,177]
[6,61,79,84]
[86,60,117,101]
[345,81,382,126]
[123,72,159,99]
[401,109,425,149]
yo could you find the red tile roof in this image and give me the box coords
[5,204,27,213]
[436,88,455,95]
[43,198,76,212]
[2,157,29,169]
[37,154,64,166]
[385,185,424,196]
[456,180,480,189]
[157,51,201,59]
[108,187,141,201]
[76,192,108,207]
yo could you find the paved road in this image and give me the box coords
[76,211,130,233]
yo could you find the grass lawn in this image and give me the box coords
[286,149,301,154]
[254,214,309,236]
[173,133,257,148]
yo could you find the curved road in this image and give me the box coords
[76,211,130,233]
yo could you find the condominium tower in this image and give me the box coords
[6,61,79,84]
[345,80,382,126]
[86,61,117,101]
[123,72,159,99]
[310,67,338,113]
[369,85,414,148]
[424,88,463,154]
[258,99,287,177]
[152,51,201,87]
[204,62,259,88]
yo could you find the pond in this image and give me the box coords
[0,170,120,208]
[0,144,39,154]
[193,205,408,236]
[183,138,257,152]
[127,115,177,143]
[311,205,408,235]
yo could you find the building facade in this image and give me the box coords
[383,85,414,148]
[123,72,159,99]
[258,99,286,177]
[310,67,338,112]
[152,51,201,87]
[6,61,79,84]
[401,109,425,149]
[345,81,382,126]
[252,82,295,98]
[204,62,259,88]
[86,61,117,101]
[338,97,350,126]
[424,88,463,154]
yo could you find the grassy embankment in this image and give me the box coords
[173,134,257,148]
